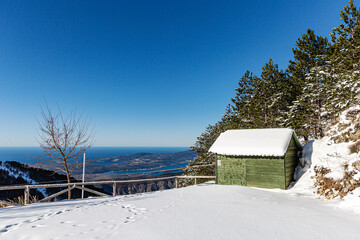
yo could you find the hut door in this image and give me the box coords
[228,158,246,185]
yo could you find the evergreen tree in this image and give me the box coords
[291,66,333,139]
[288,29,329,90]
[329,0,360,106]
[288,1,360,141]
[230,70,261,128]
[298,0,360,140]
[230,61,291,129]
[286,29,329,141]
[258,59,291,128]
[330,0,360,69]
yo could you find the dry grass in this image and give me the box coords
[332,131,350,143]
[330,127,360,144]
[325,116,340,133]
[326,108,360,144]
[4,195,39,205]
[349,130,360,142]
[0,202,10,208]
[337,122,351,132]
[352,160,360,171]
[312,165,360,199]
[349,140,360,154]
[346,109,360,121]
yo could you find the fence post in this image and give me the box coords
[175,177,178,188]
[194,178,197,185]
[24,186,29,205]
[112,182,117,196]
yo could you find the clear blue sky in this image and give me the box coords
[0,0,351,147]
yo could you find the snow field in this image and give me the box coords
[1,183,360,240]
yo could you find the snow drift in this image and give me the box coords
[290,105,360,213]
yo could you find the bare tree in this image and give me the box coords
[36,103,95,199]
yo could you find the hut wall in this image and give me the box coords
[216,155,286,189]
[216,155,246,185]
[284,137,300,188]
[246,158,285,189]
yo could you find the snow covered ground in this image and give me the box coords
[291,137,360,212]
[1,182,360,240]
[289,106,360,213]
[2,110,360,240]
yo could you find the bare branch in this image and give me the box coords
[36,103,95,199]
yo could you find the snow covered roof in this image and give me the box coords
[209,128,301,157]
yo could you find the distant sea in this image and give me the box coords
[0,146,189,164]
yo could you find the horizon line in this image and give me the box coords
[0,145,191,148]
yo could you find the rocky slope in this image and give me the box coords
[292,105,360,206]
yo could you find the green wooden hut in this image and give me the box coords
[209,128,302,190]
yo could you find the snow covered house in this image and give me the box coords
[209,128,302,189]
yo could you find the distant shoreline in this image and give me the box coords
[0,146,190,164]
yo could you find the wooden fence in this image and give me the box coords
[0,163,216,206]
[0,164,216,206]
[0,175,215,206]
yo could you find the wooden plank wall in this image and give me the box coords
[284,137,300,188]
[216,155,286,189]
[246,158,285,189]
[216,155,246,185]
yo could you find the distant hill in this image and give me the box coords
[69,150,196,179]
[0,161,100,201]
[0,150,196,202]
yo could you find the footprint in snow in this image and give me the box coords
[60,221,74,224]
[0,223,19,233]
[121,204,147,224]
[31,224,46,228]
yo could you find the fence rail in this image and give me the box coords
[0,176,178,191]
[0,175,216,205]
[0,163,216,206]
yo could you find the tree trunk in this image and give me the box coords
[318,96,323,138]
[64,159,72,200]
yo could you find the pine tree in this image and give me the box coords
[288,29,329,89]
[329,0,360,107]
[288,1,360,141]
[293,66,334,139]
[258,59,291,128]
[331,0,360,69]
[286,29,330,141]
[230,71,261,128]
